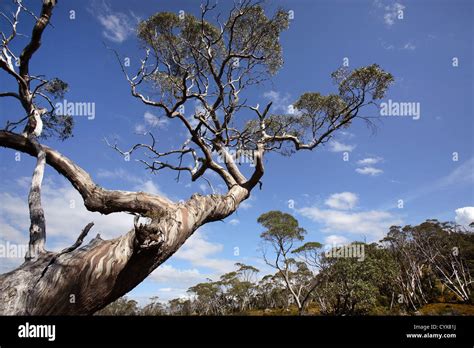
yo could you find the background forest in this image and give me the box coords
[98,214,474,316]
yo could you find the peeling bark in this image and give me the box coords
[0,131,250,314]
[0,0,367,316]
[0,186,248,315]
[0,1,258,315]
[25,135,47,261]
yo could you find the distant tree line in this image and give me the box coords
[97,213,473,316]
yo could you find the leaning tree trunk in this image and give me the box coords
[0,131,250,315]
[0,186,248,315]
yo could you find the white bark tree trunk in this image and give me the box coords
[0,131,250,315]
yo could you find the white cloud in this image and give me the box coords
[146,231,240,301]
[144,111,169,128]
[158,287,179,293]
[325,192,358,210]
[0,178,135,268]
[380,39,415,51]
[455,207,474,227]
[148,264,206,301]
[0,216,27,244]
[174,230,235,274]
[339,131,355,139]
[239,195,255,210]
[438,157,474,188]
[96,169,169,199]
[328,140,356,153]
[240,201,252,209]
[0,215,28,273]
[134,180,167,197]
[324,235,350,246]
[135,111,169,134]
[199,183,208,193]
[151,264,203,284]
[92,2,137,43]
[97,168,142,183]
[357,157,383,165]
[134,124,147,134]
[381,41,395,50]
[263,90,292,113]
[299,193,402,241]
[383,2,405,26]
[402,42,416,50]
[300,207,401,241]
[379,157,474,210]
[228,219,240,226]
[356,166,383,176]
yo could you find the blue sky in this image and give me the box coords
[0,0,473,304]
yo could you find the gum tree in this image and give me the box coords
[383,221,473,308]
[258,211,325,314]
[0,0,393,314]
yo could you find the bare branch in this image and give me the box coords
[0,131,176,215]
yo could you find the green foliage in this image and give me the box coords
[95,297,139,316]
[168,298,192,315]
[258,210,306,242]
[383,220,473,307]
[136,4,289,98]
[42,78,69,100]
[40,113,74,141]
[292,242,323,254]
[294,92,350,131]
[317,243,398,315]
[140,296,166,316]
[95,218,473,316]
[244,64,393,156]
[37,77,74,141]
[332,64,394,101]
[97,218,474,316]
[224,6,289,74]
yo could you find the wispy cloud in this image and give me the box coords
[239,195,256,210]
[136,180,167,197]
[97,168,142,183]
[90,1,138,43]
[96,168,168,198]
[383,2,405,27]
[135,111,169,134]
[437,157,474,187]
[356,166,383,176]
[324,234,350,246]
[357,157,383,165]
[328,140,356,152]
[299,193,401,241]
[174,230,235,274]
[325,192,358,210]
[380,38,415,51]
[263,90,293,113]
[380,157,474,210]
[0,178,135,267]
[405,157,474,201]
[228,218,240,226]
[380,40,395,50]
[151,264,203,285]
[401,41,416,50]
